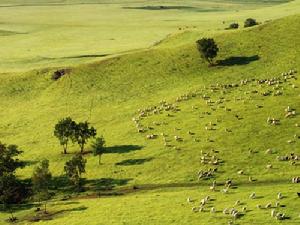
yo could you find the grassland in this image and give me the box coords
[0,0,300,224]
[0,0,299,72]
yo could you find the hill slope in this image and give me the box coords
[0,14,300,225]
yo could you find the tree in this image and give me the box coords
[64,154,87,190]
[54,117,76,154]
[32,159,52,213]
[196,38,219,65]
[91,136,105,165]
[244,18,257,28]
[73,122,96,153]
[0,142,26,221]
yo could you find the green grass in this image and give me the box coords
[0,1,300,224]
[0,0,299,72]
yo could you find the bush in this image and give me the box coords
[227,23,239,29]
[244,18,258,28]
[51,68,70,80]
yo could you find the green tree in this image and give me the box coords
[64,154,87,190]
[0,142,26,222]
[91,136,105,165]
[73,122,96,153]
[196,38,219,65]
[54,117,77,154]
[32,159,52,213]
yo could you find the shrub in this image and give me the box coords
[244,18,258,28]
[228,23,239,29]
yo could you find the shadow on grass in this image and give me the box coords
[24,206,88,222]
[217,55,260,66]
[115,157,153,166]
[84,178,132,191]
[105,145,143,154]
[50,176,132,194]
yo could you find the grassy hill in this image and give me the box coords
[0,0,299,72]
[0,7,300,225]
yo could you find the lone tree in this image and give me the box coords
[0,143,26,222]
[196,38,219,65]
[91,136,105,165]
[54,117,76,154]
[73,122,96,153]
[64,154,87,190]
[32,159,52,213]
[244,18,257,28]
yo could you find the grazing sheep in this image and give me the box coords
[210,207,216,213]
[266,164,273,169]
[187,197,192,203]
[265,203,272,208]
[199,206,204,212]
[237,170,244,175]
[277,192,283,200]
[242,207,247,212]
[192,207,198,212]
[234,200,240,206]
[275,202,280,207]
[223,208,229,214]
[249,192,256,199]
[271,209,276,217]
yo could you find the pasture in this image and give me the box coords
[0,0,300,224]
[0,0,299,72]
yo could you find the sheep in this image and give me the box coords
[199,206,204,212]
[192,207,198,212]
[275,201,280,207]
[248,176,254,182]
[271,209,276,217]
[187,197,192,203]
[223,208,229,214]
[237,170,244,175]
[292,177,300,183]
[265,149,273,154]
[277,192,283,200]
[242,207,247,212]
[276,212,286,220]
[249,192,256,199]
[265,203,272,208]
[210,207,216,213]
[266,164,273,169]
[234,200,240,206]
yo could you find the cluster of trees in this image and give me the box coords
[0,143,26,222]
[0,141,90,220]
[196,17,258,65]
[54,117,97,154]
[0,118,106,221]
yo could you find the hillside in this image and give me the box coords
[0,13,300,225]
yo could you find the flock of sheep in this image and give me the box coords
[132,69,299,223]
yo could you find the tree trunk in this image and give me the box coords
[80,143,84,153]
[44,201,47,213]
[63,141,68,154]
[98,154,102,165]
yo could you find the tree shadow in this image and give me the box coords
[105,145,143,154]
[84,178,132,191]
[217,55,260,66]
[115,157,153,166]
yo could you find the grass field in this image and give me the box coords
[0,0,300,224]
[0,0,299,72]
